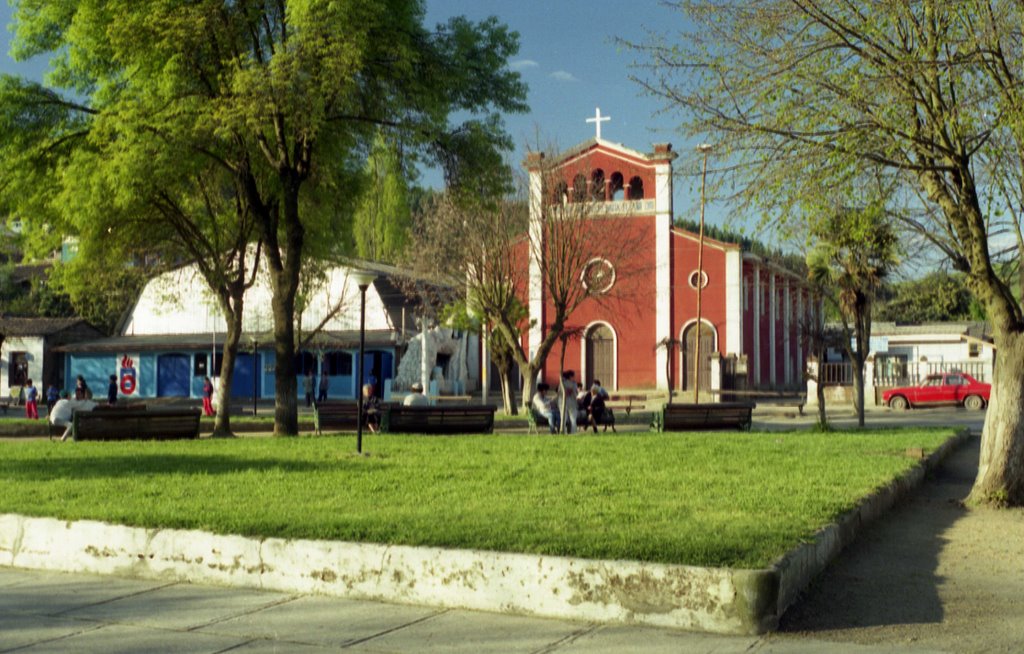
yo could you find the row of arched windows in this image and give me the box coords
[551,169,645,205]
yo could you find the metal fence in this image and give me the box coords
[820,362,854,386]
[819,360,989,387]
[874,360,989,386]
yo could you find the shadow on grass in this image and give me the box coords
[0,453,368,481]
[778,435,978,632]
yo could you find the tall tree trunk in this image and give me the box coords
[851,352,866,428]
[266,180,304,436]
[499,368,517,415]
[968,331,1024,506]
[814,345,827,427]
[269,266,299,436]
[488,328,519,415]
[212,291,244,438]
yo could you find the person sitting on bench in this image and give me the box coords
[585,385,607,433]
[532,383,560,434]
[362,383,381,433]
[403,382,430,407]
[52,391,97,442]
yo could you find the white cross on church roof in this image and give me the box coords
[586,107,610,140]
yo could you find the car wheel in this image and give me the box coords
[889,396,909,411]
[964,395,985,411]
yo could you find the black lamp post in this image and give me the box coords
[352,270,377,453]
[251,336,258,417]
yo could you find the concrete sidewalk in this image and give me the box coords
[0,567,945,654]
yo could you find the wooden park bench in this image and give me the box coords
[313,401,362,434]
[655,401,756,432]
[382,404,496,434]
[72,408,201,441]
[605,394,646,419]
[528,406,616,434]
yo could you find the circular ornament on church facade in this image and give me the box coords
[581,258,616,294]
[688,269,709,289]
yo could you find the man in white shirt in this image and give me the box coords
[531,383,560,433]
[403,382,431,406]
[51,392,97,441]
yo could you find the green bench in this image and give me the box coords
[656,402,756,432]
[72,408,201,441]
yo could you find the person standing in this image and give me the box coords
[24,379,39,420]
[202,376,215,417]
[559,370,579,433]
[107,374,118,406]
[317,371,329,404]
[45,383,59,415]
[303,370,315,407]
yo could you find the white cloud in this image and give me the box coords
[510,59,539,71]
[549,70,579,82]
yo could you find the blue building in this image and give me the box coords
[57,259,477,403]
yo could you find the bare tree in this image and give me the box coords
[408,194,528,414]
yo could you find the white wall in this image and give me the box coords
[0,336,45,399]
[124,264,392,336]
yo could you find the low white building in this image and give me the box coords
[59,258,479,402]
[1,317,104,401]
[869,321,995,384]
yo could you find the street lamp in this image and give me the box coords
[351,270,377,454]
[694,143,713,404]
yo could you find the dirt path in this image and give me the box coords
[775,434,1024,652]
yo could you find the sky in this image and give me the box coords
[0,2,732,231]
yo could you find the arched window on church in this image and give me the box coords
[609,172,624,201]
[552,181,568,206]
[590,169,605,201]
[628,176,644,200]
[572,174,587,202]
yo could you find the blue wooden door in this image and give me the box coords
[156,354,190,397]
[231,353,260,399]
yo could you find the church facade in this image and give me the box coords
[521,136,816,396]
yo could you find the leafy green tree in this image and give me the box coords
[352,131,412,264]
[3,0,527,435]
[0,64,262,437]
[807,207,899,427]
[629,1,1024,506]
[876,272,975,324]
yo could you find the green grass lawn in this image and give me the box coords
[0,429,954,568]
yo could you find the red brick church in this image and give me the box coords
[520,117,815,395]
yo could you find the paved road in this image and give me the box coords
[752,404,987,433]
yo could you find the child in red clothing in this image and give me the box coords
[202,376,215,416]
[24,379,39,420]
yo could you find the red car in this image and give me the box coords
[883,372,991,410]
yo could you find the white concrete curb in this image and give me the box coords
[0,431,968,635]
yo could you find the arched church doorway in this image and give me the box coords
[682,322,716,393]
[585,324,615,389]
